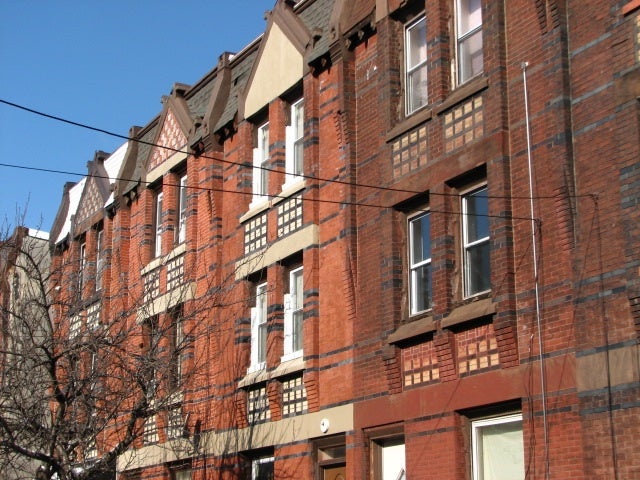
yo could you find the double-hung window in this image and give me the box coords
[283,267,303,360]
[177,174,187,244]
[154,191,163,258]
[249,282,268,372]
[285,99,304,185]
[405,15,428,114]
[455,0,483,85]
[471,414,524,480]
[462,186,490,297]
[95,228,103,291]
[78,241,87,295]
[409,212,432,314]
[252,122,270,203]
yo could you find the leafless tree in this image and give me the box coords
[0,221,249,480]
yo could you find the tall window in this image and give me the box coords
[283,267,303,360]
[455,0,483,85]
[143,316,160,399]
[285,99,304,184]
[95,228,104,291]
[405,15,428,114]
[252,122,270,203]
[177,174,188,244]
[168,305,183,391]
[252,456,274,480]
[78,241,87,295]
[154,191,163,258]
[462,186,490,297]
[471,414,524,480]
[249,282,268,372]
[409,212,432,314]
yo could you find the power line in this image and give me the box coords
[0,98,588,204]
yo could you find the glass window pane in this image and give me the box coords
[382,442,406,480]
[412,263,432,312]
[458,0,482,34]
[458,29,483,83]
[465,188,489,243]
[407,18,427,68]
[408,66,429,112]
[466,242,490,294]
[474,417,524,480]
[411,213,431,264]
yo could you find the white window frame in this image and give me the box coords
[78,241,87,294]
[405,15,428,115]
[408,211,432,315]
[252,122,270,205]
[282,266,304,362]
[471,413,524,480]
[462,185,490,297]
[285,99,304,187]
[252,456,274,480]
[95,228,103,291]
[248,282,268,373]
[154,191,163,258]
[454,0,483,86]
[178,174,188,244]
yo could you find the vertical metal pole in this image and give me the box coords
[521,61,550,479]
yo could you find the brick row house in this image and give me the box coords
[43,0,639,479]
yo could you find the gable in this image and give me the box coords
[147,109,188,174]
[244,21,305,119]
[74,176,104,230]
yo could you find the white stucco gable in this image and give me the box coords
[244,21,305,119]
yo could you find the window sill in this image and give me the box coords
[141,243,186,275]
[441,297,495,329]
[241,198,271,223]
[387,314,436,345]
[239,356,306,388]
[274,179,306,207]
[386,107,433,143]
[240,181,307,224]
[434,75,488,116]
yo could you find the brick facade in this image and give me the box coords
[42,0,639,479]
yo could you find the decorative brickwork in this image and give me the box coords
[456,323,500,376]
[244,212,267,254]
[167,405,183,439]
[391,126,428,179]
[247,384,271,424]
[143,269,160,304]
[402,340,440,388]
[149,111,187,171]
[86,302,100,331]
[443,96,484,152]
[166,253,184,291]
[281,375,308,417]
[277,195,303,237]
[143,416,158,444]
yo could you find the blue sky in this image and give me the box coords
[0,1,275,233]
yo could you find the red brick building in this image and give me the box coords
[47,0,640,479]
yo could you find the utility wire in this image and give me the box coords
[0,98,590,204]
